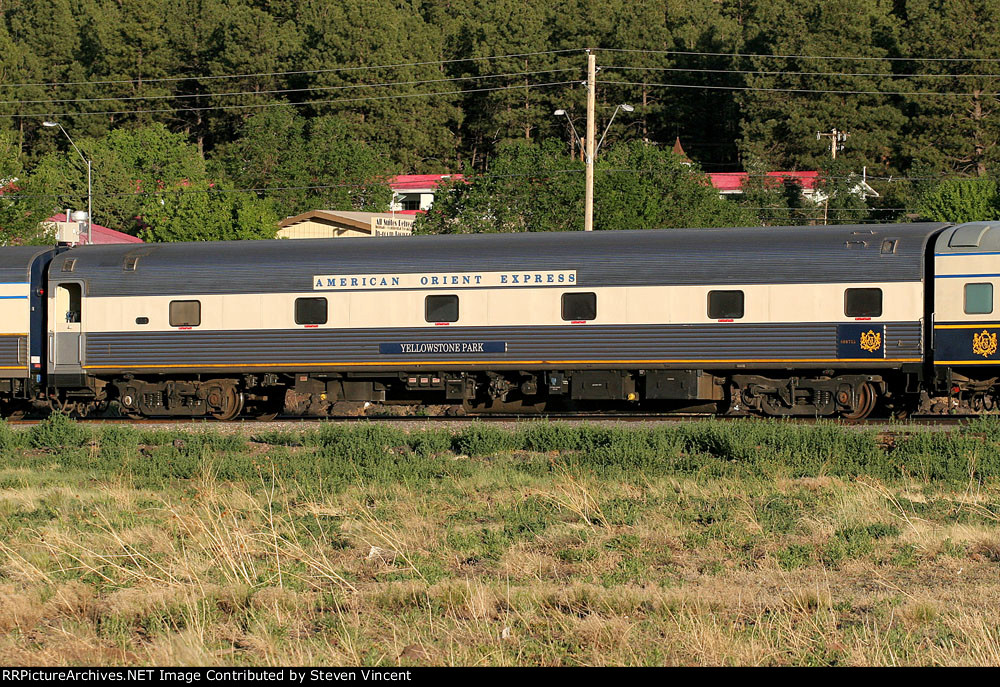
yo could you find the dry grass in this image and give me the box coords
[1,427,999,666]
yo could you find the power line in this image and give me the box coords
[0,49,584,90]
[0,80,579,119]
[3,69,581,107]
[601,65,1000,80]
[600,48,1000,64]
[598,79,1000,97]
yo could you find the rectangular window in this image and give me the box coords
[295,297,328,325]
[562,292,597,321]
[845,288,882,318]
[965,282,994,314]
[169,300,200,327]
[708,290,744,319]
[425,294,458,322]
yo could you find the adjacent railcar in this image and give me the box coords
[34,222,950,419]
[0,246,63,412]
[928,223,1000,414]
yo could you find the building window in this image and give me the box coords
[708,290,744,319]
[965,283,994,315]
[562,292,597,321]
[425,295,458,322]
[169,300,200,327]
[295,297,328,325]
[845,288,882,318]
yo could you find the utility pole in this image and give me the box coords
[584,50,596,232]
[816,128,848,159]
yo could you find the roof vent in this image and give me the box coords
[123,256,139,272]
[61,259,76,273]
[949,223,993,248]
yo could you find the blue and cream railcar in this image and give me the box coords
[929,222,1000,413]
[0,246,62,408]
[41,222,947,418]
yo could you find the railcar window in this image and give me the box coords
[965,283,994,315]
[295,297,328,325]
[845,288,882,318]
[708,290,744,319]
[169,300,201,327]
[562,292,597,321]
[425,295,459,322]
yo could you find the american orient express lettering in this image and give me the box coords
[313,270,576,290]
[379,342,507,355]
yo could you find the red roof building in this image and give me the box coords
[390,171,823,211]
[46,213,144,244]
[390,174,465,213]
[708,171,820,196]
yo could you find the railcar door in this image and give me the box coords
[49,281,84,374]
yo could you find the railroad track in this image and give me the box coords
[2,412,972,427]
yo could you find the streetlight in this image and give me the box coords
[42,121,91,245]
[596,104,634,154]
[553,103,634,231]
[554,109,583,160]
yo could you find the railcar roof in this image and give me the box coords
[51,223,950,296]
[0,246,57,283]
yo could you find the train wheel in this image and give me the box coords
[841,382,877,421]
[210,385,244,421]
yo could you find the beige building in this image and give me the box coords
[277,210,414,239]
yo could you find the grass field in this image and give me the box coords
[1,416,999,666]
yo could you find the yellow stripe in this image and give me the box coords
[935,360,1000,365]
[0,366,24,369]
[83,357,922,369]
[935,324,1000,329]
[0,333,27,337]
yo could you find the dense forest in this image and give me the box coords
[1,0,999,240]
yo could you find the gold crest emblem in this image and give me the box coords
[973,330,998,358]
[859,329,881,353]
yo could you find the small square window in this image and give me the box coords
[562,292,597,321]
[425,295,458,322]
[169,300,200,327]
[295,297,328,325]
[965,283,993,314]
[708,290,744,319]
[845,288,882,318]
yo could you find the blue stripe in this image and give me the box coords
[0,295,27,299]
[936,273,1000,279]
[936,252,1000,257]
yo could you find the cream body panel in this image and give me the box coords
[934,253,1000,276]
[79,280,925,335]
[935,254,1000,322]
[0,283,30,334]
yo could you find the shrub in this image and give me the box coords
[27,413,90,449]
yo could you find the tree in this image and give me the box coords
[594,141,759,229]
[899,0,1000,177]
[917,178,1000,223]
[296,0,463,171]
[213,104,395,219]
[416,139,759,234]
[737,0,904,177]
[33,123,209,233]
[136,182,279,242]
[416,140,584,234]
[0,133,59,245]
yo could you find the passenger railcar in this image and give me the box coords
[5,220,1000,419]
